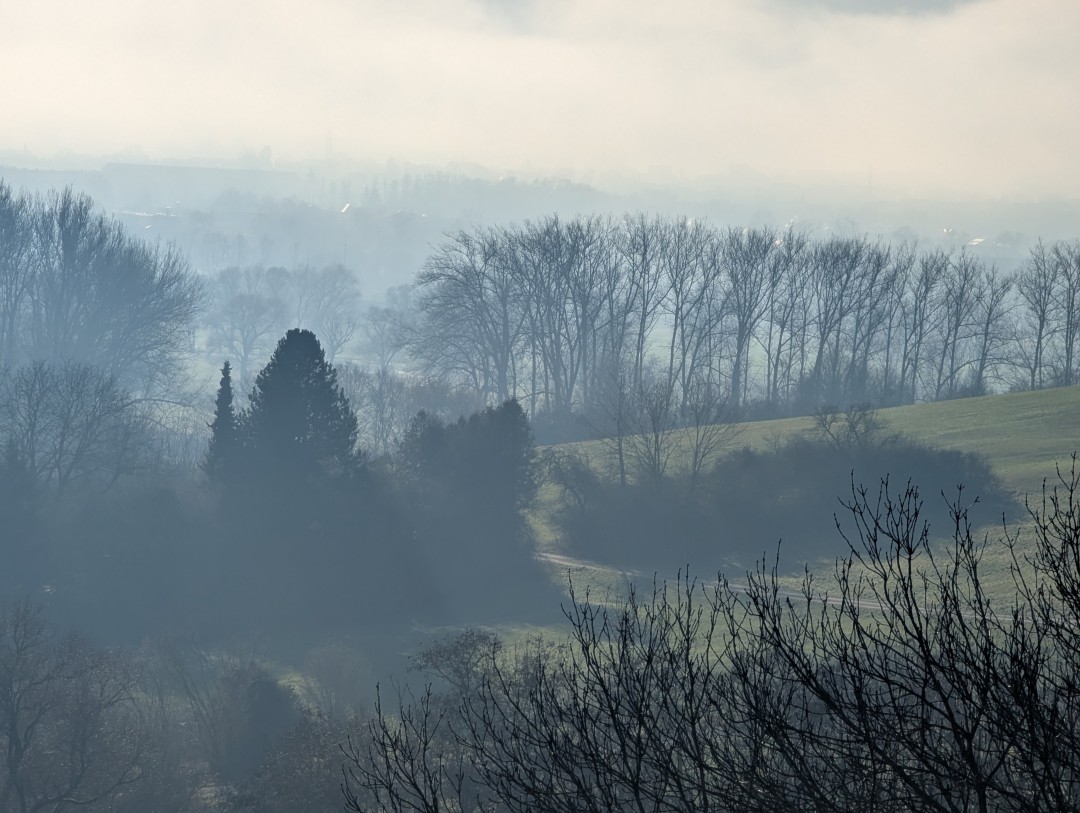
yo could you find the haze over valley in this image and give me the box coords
[2,2,1080,811]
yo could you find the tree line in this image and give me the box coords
[410,215,1080,433]
[11,182,1080,480]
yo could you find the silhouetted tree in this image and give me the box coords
[241,328,359,483]
[203,360,239,485]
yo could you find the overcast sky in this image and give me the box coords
[2,0,1076,199]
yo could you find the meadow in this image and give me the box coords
[532,385,1080,602]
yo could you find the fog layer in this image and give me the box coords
[2,0,1077,198]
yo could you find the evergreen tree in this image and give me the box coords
[394,399,551,621]
[242,329,359,481]
[459,398,537,513]
[204,360,239,484]
[210,335,364,636]
[398,399,535,509]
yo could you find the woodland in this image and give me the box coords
[2,180,1080,811]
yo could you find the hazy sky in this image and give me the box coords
[2,0,1077,199]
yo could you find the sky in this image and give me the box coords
[1,0,1077,199]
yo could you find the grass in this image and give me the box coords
[298,387,1079,674]
[876,386,1080,498]
[532,385,1080,603]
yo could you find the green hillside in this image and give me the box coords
[876,386,1080,497]
[534,386,1080,594]
[548,384,1080,502]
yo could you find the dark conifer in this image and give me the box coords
[204,360,238,484]
[243,329,358,480]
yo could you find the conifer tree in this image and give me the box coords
[204,360,238,484]
[243,329,358,480]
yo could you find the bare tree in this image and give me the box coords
[624,366,679,487]
[808,236,869,404]
[896,248,946,403]
[680,373,741,487]
[761,229,811,410]
[967,265,1014,395]
[204,266,289,390]
[342,684,476,813]
[721,226,778,410]
[613,213,669,397]
[0,361,148,492]
[292,264,363,363]
[1015,241,1059,391]
[338,364,413,458]
[414,227,524,403]
[510,215,611,419]
[0,603,143,813]
[0,182,33,368]
[661,218,725,415]
[362,293,414,374]
[812,401,890,451]
[1049,241,1080,387]
[23,188,203,397]
[931,252,983,400]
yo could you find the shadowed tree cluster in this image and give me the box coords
[396,399,555,620]
[196,330,554,639]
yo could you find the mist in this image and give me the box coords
[2,0,1078,199]
[4,1,1080,810]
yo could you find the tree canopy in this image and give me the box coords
[241,328,359,481]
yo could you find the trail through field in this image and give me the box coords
[537,551,639,576]
[537,551,887,612]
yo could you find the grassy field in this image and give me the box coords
[532,385,1080,600]
[877,386,1080,498]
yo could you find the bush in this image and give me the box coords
[557,434,1015,570]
